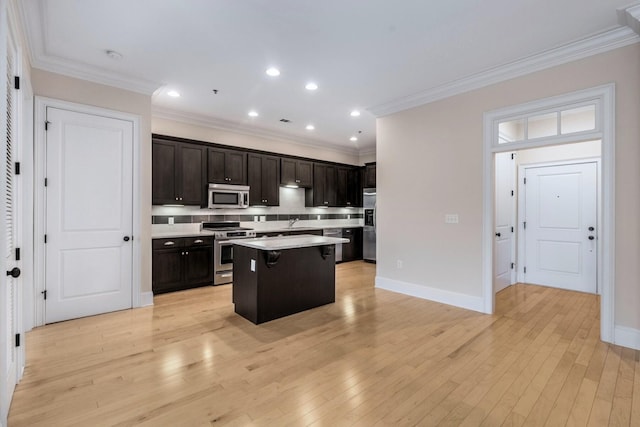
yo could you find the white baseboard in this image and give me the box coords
[139,291,154,307]
[614,325,640,350]
[375,276,485,313]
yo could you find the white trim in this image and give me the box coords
[516,158,601,289]
[152,106,362,157]
[368,27,637,117]
[482,84,615,343]
[618,4,640,36]
[33,97,143,326]
[140,292,154,307]
[375,276,485,314]
[614,325,640,350]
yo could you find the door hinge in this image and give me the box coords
[524,267,527,274]
[511,153,514,160]
[15,162,20,175]
[15,248,20,261]
[511,226,514,233]
[14,76,20,90]
[511,262,515,270]
[45,121,51,131]
[511,190,514,196]
[44,234,47,244]
[523,221,526,229]
[524,177,527,184]
[15,333,20,347]
[42,290,47,300]
[45,178,48,187]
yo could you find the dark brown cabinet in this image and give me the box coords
[152,237,214,294]
[364,162,376,188]
[248,153,280,206]
[152,139,206,205]
[208,147,247,185]
[337,167,362,207]
[281,158,313,188]
[341,227,363,262]
[306,163,336,207]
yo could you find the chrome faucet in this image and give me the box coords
[288,217,299,228]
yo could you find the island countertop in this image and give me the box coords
[228,234,349,251]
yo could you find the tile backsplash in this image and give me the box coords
[152,187,363,225]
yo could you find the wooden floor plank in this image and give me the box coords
[7,267,640,426]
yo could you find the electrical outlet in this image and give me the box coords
[168,217,174,225]
[397,259,403,269]
[317,215,321,220]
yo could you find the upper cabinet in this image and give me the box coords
[152,139,206,205]
[208,147,247,185]
[337,166,362,207]
[248,153,280,206]
[306,163,336,207]
[364,162,376,188]
[280,158,313,188]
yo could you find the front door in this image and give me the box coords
[45,107,134,323]
[523,162,597,293]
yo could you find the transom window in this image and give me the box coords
[497,102,597,144]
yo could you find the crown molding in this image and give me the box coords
[17,0,161,95]
[618,3,640,35]
[368,26,640,118]
[152,106,363,157]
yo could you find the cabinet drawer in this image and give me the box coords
[153,238,185,249]
[184,236,213,247]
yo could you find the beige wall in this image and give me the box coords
[31,69,153,294]
[152,117,362,166]
[377,43,640,330]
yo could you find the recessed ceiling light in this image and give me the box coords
[306,124,315,130]
[167,90,181,98]
[350,110,361,117]
[248,111,259,117]
[350,136,358,142]
[265,67,280,77]
[305,82,318,91]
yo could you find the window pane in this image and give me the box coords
[498,119,524,143]
[561,105,596,134]
[528,112,558,139]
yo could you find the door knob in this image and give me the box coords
[588,236,595,240]
[6,267,20,278]
[123,236,130,242]
[495,232,501,237]
[588,226,595,231]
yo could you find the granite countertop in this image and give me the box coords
[152,230,217,239]
[228,234,349,250]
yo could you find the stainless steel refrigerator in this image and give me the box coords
[363,188,376,262]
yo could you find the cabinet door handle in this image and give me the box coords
[164,241,176,246]
[194,239,203,244]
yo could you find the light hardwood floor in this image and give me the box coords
[9,261,640,426]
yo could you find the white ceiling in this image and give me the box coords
[18,0,638,154]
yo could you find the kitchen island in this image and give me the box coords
[231,234,348,324]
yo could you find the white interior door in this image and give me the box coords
[494,152,516,292]
[1,26,22,424]
[45,107,134,323]
[523,162,597,293]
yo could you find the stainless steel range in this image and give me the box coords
[201,221,256,285]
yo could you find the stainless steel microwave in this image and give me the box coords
[207,184,250,209]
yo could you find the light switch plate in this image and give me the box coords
[445,214,459,224]
[250,259,256,272]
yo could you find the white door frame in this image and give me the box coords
[517,158,601,289]
[482,84,615,344]
[33,97,142,326]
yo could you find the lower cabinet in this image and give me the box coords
[152,237,214,294]
[341,227,363,262]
